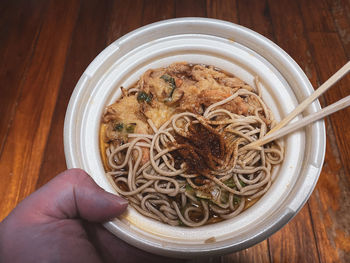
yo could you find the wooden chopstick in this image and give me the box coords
[245,61,350,149]
[268,61,350,135]
[242,95,350,149]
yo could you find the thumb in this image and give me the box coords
[14,169,128,222]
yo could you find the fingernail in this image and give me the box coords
[106,192,128,207]
[115,196,129,207]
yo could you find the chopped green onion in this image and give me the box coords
[137,91,152,103]
[223,178,235,188]
[185,184,194,194]
[114,123,124,131]
[125,123,136,133]
[160,74,176,98]
[160,74,175,86]
[220,191,229,203]
[239,179,246,187]
[178,220,185,226]
[233,196,241,205]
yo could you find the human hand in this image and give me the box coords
[0,169,179,263]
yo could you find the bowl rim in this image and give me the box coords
[64,17,326,257]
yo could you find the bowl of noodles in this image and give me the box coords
[64,18,325,258]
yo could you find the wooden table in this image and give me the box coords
[1,0,350,262]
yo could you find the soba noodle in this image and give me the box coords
[100,63,284,227]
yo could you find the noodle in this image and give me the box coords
[101,63,284,227]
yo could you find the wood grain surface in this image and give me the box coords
[1,0,349,262]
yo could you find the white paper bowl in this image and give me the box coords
[64,18,325,258]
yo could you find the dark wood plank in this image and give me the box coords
[299,0,336,32]
[307,31,350,263]
[269,206,319,263]
[106,0,144,45]
[175,0,207,17]
[288,0,350,261]
[37,0,145,188]
[267,0,322,261]
[0,0,48,155]
[36,0,117,188]
[206,0,238,23]
[0,0,80,220]
[308,119,349,263]
[0,0,11,16]
[189,256,221,263]
[223,242,270,263]
[237,0,274,41]
[307,36,350,174]
[326,0,350,58]
[142,0,175,25]
[238,0,320,261]
[267,0,318,85]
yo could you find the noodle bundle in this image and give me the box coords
[101,63,284,227]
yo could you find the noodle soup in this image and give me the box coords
[100,62,284,227]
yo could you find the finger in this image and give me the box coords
[10,169,128,223]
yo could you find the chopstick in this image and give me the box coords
[243,95,350,149]
[245,61,350,149]
[268,61,350,135]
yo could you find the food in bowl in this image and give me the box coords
[99,62,284,227]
